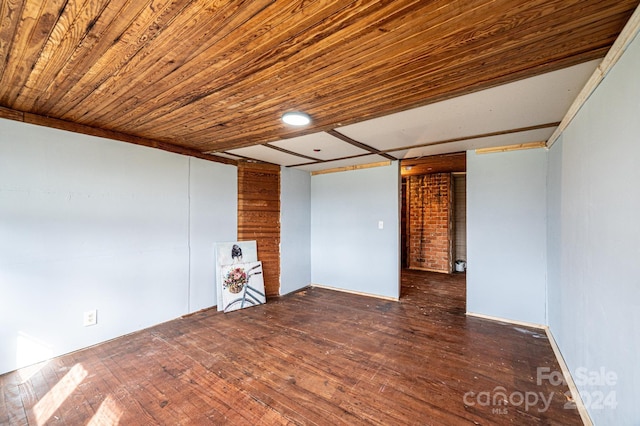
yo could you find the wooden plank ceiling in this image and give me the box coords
[0,0,638,161]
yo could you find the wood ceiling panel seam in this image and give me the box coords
[69,3,340,125]
[239,1,632,118]
[0,0,26,82]
[126,0,564,133]
[0,0,68,105]
[43,0,194,118]
[33,0,165,114]
[99,0,394,131]
[25,0,158,114]
[120,0,470,134]
[11,0,114,111]
[69,0,281,126]
[132,0,629,148]
[276,0,632,106]
[99,0,424,132]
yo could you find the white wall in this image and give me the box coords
[311,163,400,299]
[547,32,640,424]
[0,119,236,374]
[467,149,547,325]
[189,158,237,311]
[280,166,311,295]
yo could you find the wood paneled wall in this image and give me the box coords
[237,162,281,297]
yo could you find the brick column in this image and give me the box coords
[407,173,453,273]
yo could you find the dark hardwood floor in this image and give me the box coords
[1,270,582,425]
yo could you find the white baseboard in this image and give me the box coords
[465,311,546,330]
[311,283,399,301]
[544,328,593,426]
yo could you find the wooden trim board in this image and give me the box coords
[311,160,392,175]
[0,106,236,166]
[475,141,547,154]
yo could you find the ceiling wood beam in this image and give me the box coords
[263,144,321,162]
[0,106,236,165]
[382,122,561,154]
[326,129,397,161]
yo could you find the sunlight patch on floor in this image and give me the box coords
[17,360,50,384]
[87,395,123,426]
[34,363,87,425]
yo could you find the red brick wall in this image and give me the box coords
[407,173,453,273]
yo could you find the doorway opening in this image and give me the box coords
[400,153,467,307]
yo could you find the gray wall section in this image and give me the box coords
[546,135,563,334]
[546,33,640,424]
[188,157,237,311]
[280,166,311,295]
[0,119,236,374]
[454,175,467,262]
[310,162,400,299]
[467,149,547,325]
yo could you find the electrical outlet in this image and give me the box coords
[83,309,97,327]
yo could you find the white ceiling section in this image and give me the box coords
[214,59,600,170]
[270,132,369,161]
[225,144,307,166]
